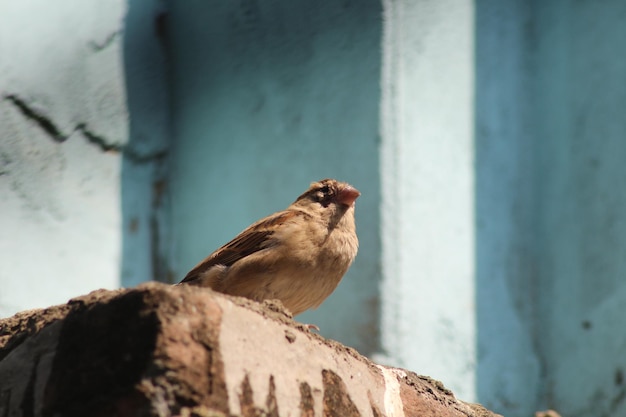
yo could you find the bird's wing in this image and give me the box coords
[180,210,301,284]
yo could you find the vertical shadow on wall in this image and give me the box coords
[120,0,172,287]
[473,2,542,416]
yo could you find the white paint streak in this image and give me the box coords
[377,365,406,417]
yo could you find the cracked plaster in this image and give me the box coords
[0,0,128,316]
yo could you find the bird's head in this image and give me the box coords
[293,178,360,212]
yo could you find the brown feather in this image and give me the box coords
[180,210,301,283]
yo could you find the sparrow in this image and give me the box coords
[178,178,360,316]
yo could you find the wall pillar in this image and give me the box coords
[379,0,476,400]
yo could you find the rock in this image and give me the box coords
[0,282,502,417]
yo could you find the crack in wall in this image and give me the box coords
[75,123,122,153]
[125,148,168,164]
[4,94,167,164]
[4,95,67,143]
[88,30,122,52]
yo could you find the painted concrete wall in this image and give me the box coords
[532,2,626,416]
[165,0,382,354]
[475,1,626,416]
[474,1,541,415]
[0,1,127,316]
[121,0,172,287]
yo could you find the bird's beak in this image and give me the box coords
[337,185,361,207]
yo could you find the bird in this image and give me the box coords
[178,178,360,316]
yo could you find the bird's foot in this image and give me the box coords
[304,323,320,332]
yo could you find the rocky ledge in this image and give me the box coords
[0,282,501,417]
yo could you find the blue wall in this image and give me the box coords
[476,1,626,415]
[165,0,382,354]
[475,1,540,415]
[534,2,626,415]
[122,0,171,287]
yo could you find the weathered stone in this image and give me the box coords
[0,282,502,416]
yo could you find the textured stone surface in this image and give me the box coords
[0,283,501,417]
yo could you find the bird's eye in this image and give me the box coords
[311,184,333,206]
